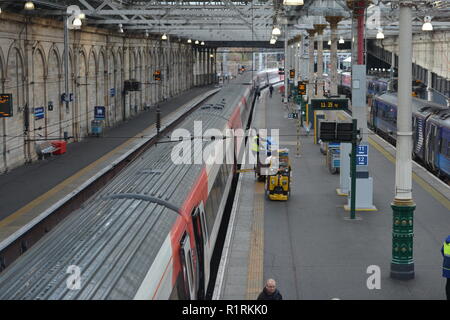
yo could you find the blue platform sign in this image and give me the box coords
[110,88,116,97]
[356,145,368,166]
[357,145,368,155]
[356,155,368,166]
[34,107,44,120]
[94,106,106,119]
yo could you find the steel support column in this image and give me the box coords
[390,1,415,280]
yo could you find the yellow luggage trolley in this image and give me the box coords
[265,149,291,201]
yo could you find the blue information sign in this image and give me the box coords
[110,88,116,97]
[357,145,368,155]
[356,155,368,166]
[34,107,44,120]
[94,106,106,119]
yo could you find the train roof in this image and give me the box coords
[375,93,449,113]
[0,72,256,300]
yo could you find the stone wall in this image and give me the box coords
[0,12,214,172]
[383,30,450,80]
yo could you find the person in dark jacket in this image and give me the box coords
[442,235,450,300]
[269,85,274,98]
[257,279,282,300]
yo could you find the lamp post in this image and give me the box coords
[63,5,82,114]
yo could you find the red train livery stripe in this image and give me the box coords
[170,167,209,284]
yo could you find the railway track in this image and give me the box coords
[0,90,219,273]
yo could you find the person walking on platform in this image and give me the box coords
[257,279,283,300]
[256,86,261,100]
[442,235,450,300]
[269,84,274,98]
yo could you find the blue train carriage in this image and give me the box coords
[412,105,439,163]
[370,93,447,145]
[424,110,450,179]
[369,93,398,143]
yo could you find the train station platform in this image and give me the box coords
[0,85,218,254]
[214,84,450,300]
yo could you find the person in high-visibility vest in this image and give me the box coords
[442,235,450,300]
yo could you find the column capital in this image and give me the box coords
[325,16,344,28]
[346,0,369,11]
[306,29,316,37]
[313,24,327,35]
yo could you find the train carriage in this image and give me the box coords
[0,70,273,300]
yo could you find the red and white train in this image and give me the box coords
[0,70,272,300]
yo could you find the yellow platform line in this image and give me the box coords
[368,136,450,211]
[246,182,265,300]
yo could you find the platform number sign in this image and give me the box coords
[356,145,368,166]
[0,94,13,117]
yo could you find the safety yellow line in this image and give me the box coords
[246,182,265,300]
[368,136,450,211]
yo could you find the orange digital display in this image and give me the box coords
[0,94,12,117]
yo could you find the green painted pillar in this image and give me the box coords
[390,199,415,280]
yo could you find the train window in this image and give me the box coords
[187,249,194,289]
[204,197,214,238]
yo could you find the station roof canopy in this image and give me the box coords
[1,0,450,45]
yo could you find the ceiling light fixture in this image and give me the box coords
[162,33,168,40]
[24,1,35,10]
[73,17,82,27]
[269,37,276,44]
[187,39,192,43]
[376,28,384,39]
[272,26,281,36]
[195,40,199,44]
[78,13,86,20]
[283,0,304,5]
[422,16,433,31]
[339,36,344,44]
[118,24,124,33]
[201,41,205,45]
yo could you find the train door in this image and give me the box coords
[192,203,209,299]
[180,232,196,299]
[426,123,438,171]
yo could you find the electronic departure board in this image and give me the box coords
[0,94,13,117]
[311,98,348,110]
